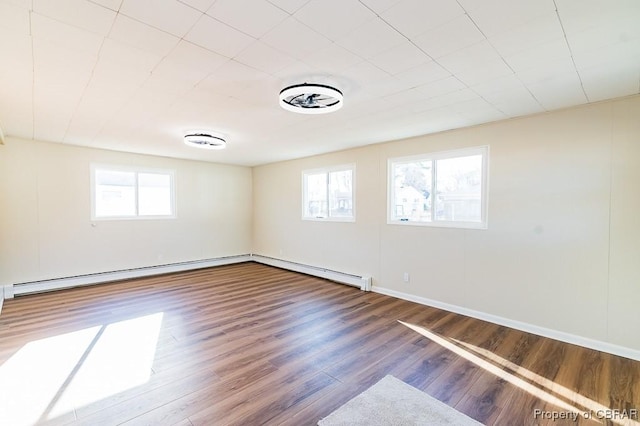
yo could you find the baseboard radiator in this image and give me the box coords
[251,254,372,291]
[7,254,253,298]
[2,253,371,303]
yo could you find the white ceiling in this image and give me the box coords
[0,0,638,166]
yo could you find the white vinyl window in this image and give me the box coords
[388,146,488,229]
[91,165,175,220]
[303,164,355,221]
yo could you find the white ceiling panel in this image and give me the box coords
[266,0,309,14]
[489,13,564,59]
[1,0,638,165]
[92,38,162,82]
[563,14,640,55]
[382,0,464,38]
[526,72,588,111]
[185,14,256,59]
[109,14,180,57]
[0,34,32,77]
[356,77,418,101]
[393,61,451,88]
[89,0,121,11]
[358,0,402,14]
[572,40,640,72]
[120,0,202,37]
[336,17,406,59]
[340,61,391,90]
[206,0,288,38]
[412,14,485,59]
[273,59,319,84]
[33,0,116,36]
[502,39,571,73]
[516,57,577,86]
[0,90,33,138]
[437,40,513,86]
[301,43,363,76]
[580,65,640,103]
[0,0,32,9]
[0,1,30,36]
[555,0,640,35]
[31,12,104,54]
[195,60,271,99]
[416,76,467,99]
[151,41,229,89]
[235,41,298,75]
[472,78,544,117]
[294,0,375,41]
[177,0,216,13]
[449,98,506,126]
[458,0,556,37]
[368,41,431,75]
[261,16,332,59]
[414,88,480,113]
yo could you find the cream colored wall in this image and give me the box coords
[0,137,252,285]
[252,95,640,352]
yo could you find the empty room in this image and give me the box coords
[1,0,639,425]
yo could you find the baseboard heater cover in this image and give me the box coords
[9,254,252,297]
[251,254,372,291]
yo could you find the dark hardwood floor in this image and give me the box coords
[0,262,638,426]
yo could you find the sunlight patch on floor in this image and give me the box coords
[399,321,640,426]
[0,312,163,426]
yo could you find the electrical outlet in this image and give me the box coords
[403,272,410,283]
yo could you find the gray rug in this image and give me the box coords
[318,375,483,426]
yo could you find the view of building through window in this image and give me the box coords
[389,147,487,228]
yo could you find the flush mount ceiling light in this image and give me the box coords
[184,133,226,150]
[279,83,343,114]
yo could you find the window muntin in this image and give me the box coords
[92,165,175,220]
[303,165,355,221]
[388,147,488,229]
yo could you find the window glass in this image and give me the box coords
[391,160,432,222]
[138,173,172,216]
[388,147,488,229]
[434,155,482,222]
[95,170,136,217]
[92,166,175,220]
[303,165,355,221]
[329,169,353,218]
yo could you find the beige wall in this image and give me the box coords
[0,137,252,284]
[253,95,640,353]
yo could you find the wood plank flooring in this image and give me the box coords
[0,262,638,426]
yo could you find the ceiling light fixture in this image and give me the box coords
[279,83,343,114]
[184,133,226,150]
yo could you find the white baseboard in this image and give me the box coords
[251,254,372,291]
[9,254,252,297]
[372,285,640,362]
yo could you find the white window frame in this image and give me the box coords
[387,146,489,229]
[90,164,176,220]
[302,164,356,222]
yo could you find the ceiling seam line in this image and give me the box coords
[356,0,514,118]
[452,1,545,113]
[552,0,589,102]
[60,12,119,143]
[356,0,475,101]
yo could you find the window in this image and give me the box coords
[91,165,175,219]
[303,164,355,221]
[388,146,488,229]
